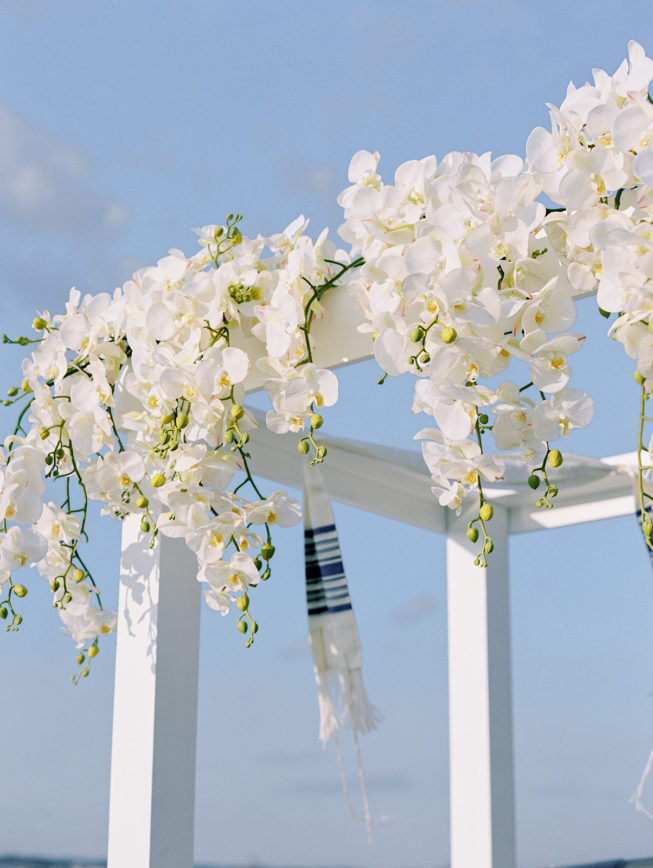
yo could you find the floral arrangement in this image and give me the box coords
[2,42,653,674]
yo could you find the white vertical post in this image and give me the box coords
[446,505,516,868]
[107,516,202,868]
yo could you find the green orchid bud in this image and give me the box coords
[76,653,85,665]
[176,413,189,429]
[241,432,250,444]
[50,580,60,592]
[409,326,425,343]
[479,414,489,425]
[466,526,479,543]
[440,326,457,344]
[224,429,235,443]
[151,473,166,488]
[644,518,653,539]
[635,371,646,384]
[310,413,323,429]
[141,519,151,533]
[419,351,431,364]
[547,485,558,498]
[548,449,563,468]
[251,621,259,634]
[262,568,271,581]
[261,543,275,560]
[73,568,85,583]
[316,445,327,459]
[484,539,494,554]
[13,584,27,598]
[14,614,22,625]
[6,386,18,397]
[20,379,31,393]
[45,454,54,465]
[236,593,249,611]
[527,474,540,490]
[231,403,244,420]
[39,426,49,440]
[213,226,224,239]
[88,645,99,658]
[81,668,89,678]
[63,592,72,604]
[32,317,48,331]
[237,619,248,634]
[0,607,7,620]
[136,495,148,509]
[254,557,262,570]
[161,411,175,425]
[55,447,65,460]
[298,439,310,454]
[479,502,494,522]
[230,228,242,246]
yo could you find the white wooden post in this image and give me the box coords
[107,516,202,868]
[446,505,516,868]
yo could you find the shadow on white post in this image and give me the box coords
[107,516,201,868]
[446,505,516,868]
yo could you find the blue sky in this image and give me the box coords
[1,2,653,866]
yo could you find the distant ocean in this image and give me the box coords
[0,859,368,868]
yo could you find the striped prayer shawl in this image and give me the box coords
[303,463,381,837]
[305,523,352,617]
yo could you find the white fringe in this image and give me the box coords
[314,667,382,744]
[631,747,653,821]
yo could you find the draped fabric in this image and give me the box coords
[303,463,381,836]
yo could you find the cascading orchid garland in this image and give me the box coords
[2,41,653,672]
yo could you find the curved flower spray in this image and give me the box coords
[2,43,653,675]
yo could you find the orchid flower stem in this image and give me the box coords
[636,383,653,551]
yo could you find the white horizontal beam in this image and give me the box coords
[241,285,374,392]
[247,412,638,533]
[247,408,446,533]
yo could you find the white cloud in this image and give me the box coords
[393,592,436,626]
[0,103,130,235]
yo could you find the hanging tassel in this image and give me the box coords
[303,462,381,839]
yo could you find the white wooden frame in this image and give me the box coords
[106,290,640,868]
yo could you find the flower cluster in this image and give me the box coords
[337,148,593,557]
[3,41,653,662]
[524,40,653,548]
[1,214,358,666]
[336,40,653,559]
